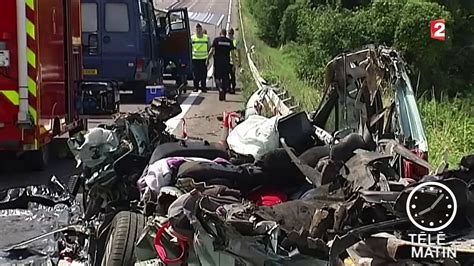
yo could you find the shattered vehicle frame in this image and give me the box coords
[129,47,472,265]
[311,46,429,180]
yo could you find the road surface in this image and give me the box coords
[0,0,243,189]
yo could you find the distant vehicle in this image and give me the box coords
[80,0,192,100]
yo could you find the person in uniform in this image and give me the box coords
[206,29,236,101]
[228,28,242,94]
[191,24,209,92]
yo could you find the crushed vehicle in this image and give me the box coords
[126,46,472,265]
[311,45,429,181]
[2,46,473,266]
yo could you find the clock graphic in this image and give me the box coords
[406,181,457,232]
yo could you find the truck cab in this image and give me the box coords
[80,0,191,101]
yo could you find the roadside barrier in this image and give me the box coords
[237,0,299,117]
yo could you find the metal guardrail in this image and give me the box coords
[237,0,298,117]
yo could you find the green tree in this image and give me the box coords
[279,3,301,44]
[250,0,295,46]
[394,2,452,95]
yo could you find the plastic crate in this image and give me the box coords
[146,85,166,103]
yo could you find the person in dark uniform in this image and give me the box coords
[191,24,209,92]
[228,28,242,94]
[206,29,236,101]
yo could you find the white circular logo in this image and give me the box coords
[406,181,457,232]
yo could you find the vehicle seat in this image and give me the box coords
[277,111,315,155]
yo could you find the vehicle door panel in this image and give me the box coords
[101,1,138,80]
[159,8,192,75]
[81,0,102,78]
[139,0,157,62]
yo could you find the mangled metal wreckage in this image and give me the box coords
[132,46,474,265]
[1,46,473,266]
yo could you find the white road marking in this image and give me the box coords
[207,0,215,12]
[206,14,215,24]
[203,13,212,23]
[167,0,180,9]
[168,2,176,8]
[188,0,199,10]
[165,91,201,132]
[226,0,233,32]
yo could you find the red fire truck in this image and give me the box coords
[0,0,86,170]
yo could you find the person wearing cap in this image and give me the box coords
[191,24,209,92]
[228,28,242,94]
[206,29,236,101]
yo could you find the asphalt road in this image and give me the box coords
[156,0,244,141]
[0,0,243,189]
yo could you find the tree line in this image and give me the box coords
[248,0,473,98]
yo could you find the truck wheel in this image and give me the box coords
[100,211,145,266]
[25,144,50,171]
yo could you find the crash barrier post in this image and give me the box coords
[237,0,297,117]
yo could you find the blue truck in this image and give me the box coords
[80,0,192,101]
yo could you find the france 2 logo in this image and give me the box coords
[430,19,445,41]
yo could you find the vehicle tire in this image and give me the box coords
[101,211,146,266]
[25,144,50,171]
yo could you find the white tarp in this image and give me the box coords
[226,115,279,160]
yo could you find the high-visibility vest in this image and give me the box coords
[230,39,238,64]
[191,34,208,60]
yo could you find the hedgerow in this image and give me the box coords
[248,0,473,96]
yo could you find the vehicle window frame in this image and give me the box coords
[105,3,130,33]
[139,0,149,33]
[81,2,98,32]
[166,10,186,32]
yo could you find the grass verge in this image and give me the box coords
[239,0,321,109]
[419,97,474,167]
[239,0,474,167]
